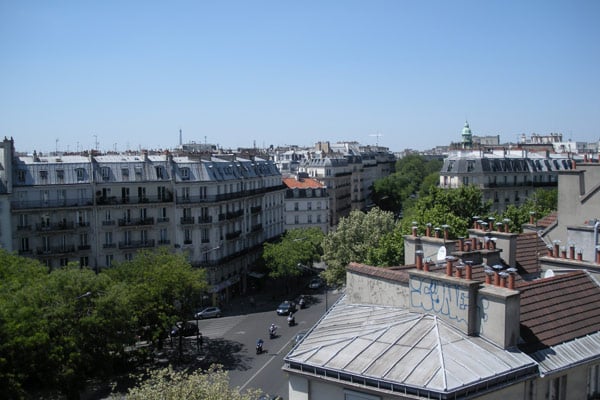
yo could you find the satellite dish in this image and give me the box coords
[436,246,447,262]
[544,269,555,278]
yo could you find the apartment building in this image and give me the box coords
[282,174,329,233]
[1,138,285,301]
[439,149,576,213]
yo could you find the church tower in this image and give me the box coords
[461,121,473,149]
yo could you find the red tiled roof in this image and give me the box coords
[282,177,324,189]
[518,270,600,353]
[536,212,557,229]
[515,232,546,275]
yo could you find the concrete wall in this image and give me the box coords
[476,285,520,348]
[346,271,410,308]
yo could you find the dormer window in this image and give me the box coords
[76,168,85,181]
[155,166,165,179]
[17,169,26,182]
[101,167,110,181]
[180,167,190,180]
[56,169,64,181]
[39,170,48,180]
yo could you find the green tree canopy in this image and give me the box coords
[321,208,398,286]
[119,364,263,400]
[262,228,324,291]
[372,155,443,214]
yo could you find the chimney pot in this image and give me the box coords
[416,250,424,270]
[553,240,561,257]
[569,244,575,260]
[465,261,473,280]
[445,256,456,276]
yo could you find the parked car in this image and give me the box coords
[170,321,199,337]
[276,300,297,315]
[195,306,222,319]
[308,277,324,289]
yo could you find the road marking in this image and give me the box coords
[239,337,293,391]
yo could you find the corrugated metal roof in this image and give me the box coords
[286,296,537,396]
[529,332,600,376]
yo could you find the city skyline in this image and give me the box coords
[1,1,599,154]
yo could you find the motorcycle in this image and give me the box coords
[287,314,295,326]
[298,298,306,309]
[269,324,277,339]
[256,339,264,354]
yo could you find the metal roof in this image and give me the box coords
[529,332,600,376]
[285,296,537,397]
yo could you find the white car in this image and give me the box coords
[194,306,222,319]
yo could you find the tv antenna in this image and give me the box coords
[369,132,383,146]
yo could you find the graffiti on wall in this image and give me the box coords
[409,276,469,326]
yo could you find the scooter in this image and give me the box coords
[287,314,295,326]
[256,339,264,354]
[269,325,277,339]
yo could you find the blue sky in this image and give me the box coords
[1,1,599,153]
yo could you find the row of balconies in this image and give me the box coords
[10,184,285,211]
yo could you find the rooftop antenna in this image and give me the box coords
[369,132,383,146]
[179,129,182,146]
[55,138,59,154]
[93,134,99,151]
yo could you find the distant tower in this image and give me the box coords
[179,129,182,146]
[461,121,473,149]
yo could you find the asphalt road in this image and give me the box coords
[193,288,342,399]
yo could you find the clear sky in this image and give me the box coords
[1,1,599,153]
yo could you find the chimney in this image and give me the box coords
[442,225,450,241]
[492,264,503,286]
[426,223,432,237]
[455,261,464,279]
[473,216,480,229]
[529,211,536,225]
[412,223,418,237]
[484,265,493,284]
[465,261,473,280]
[569,244,576,259]
[458,237,465,251]
[553,240,561,258]
[577,248,583,261]
[507,268,517,290]
[415,250,424,270]
[445,256,456,276]
[596,246,600,264]
[503,218,511,233]
[434,227,441,239]
[423,258,430,272]
[547,245,554,257]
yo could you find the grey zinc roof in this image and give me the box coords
[285,296,537,397]
[529,332,600,377]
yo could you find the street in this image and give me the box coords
[192,287,342,399]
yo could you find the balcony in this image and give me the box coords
[198,216,213,224]
[157,239,171,245]
[17,225,32,231]
[36,245,76,255]
[118,239,155,249]
[225,230,242,240]
[138,193,174,204]
[180,216,195,225]
[11,198,94,210]
[251,223,263,232]
[157,217,170,223]
[118,217,155,227]
[35,221,75,232]
[250,205,262,214]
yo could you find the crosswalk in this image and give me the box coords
[192,315,248,339]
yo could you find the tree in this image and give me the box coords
[119,364,263,400]
[106,248,208,345]
[492,189,558,233]
[321,208,398,286]
[262,228,324,292]
[403,185,491,239]
[372,155,443,214]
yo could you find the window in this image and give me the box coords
[294,202,299,211]
[138,187,146,201]
[294,215,299,224]
[79,233,88,246]
[122,187,130,202]
[76,168,85,181]
[549,375,567,400]
[105,209,111,222]
[105,232,113,245]
[79,256,89,267]
[19,214,28,228]
[201,228,209,243]
[160,229,168,243]
[155,166,164,179]
[17,169,26,182]
[182,187,190,200]
[56,169,64,181]
[462,176,469,185]
[308,215,312,223]
[101,167,110,180]
[20,237,29,252]
[317,214,322,223]
[140,230,148,243]
[307,201,312,210]
[160,207,167,219]
[184,229,192,244]
[180,167,190,180]
[199,186,207,199]
[106,254,113,267]
[39,170,48,180]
